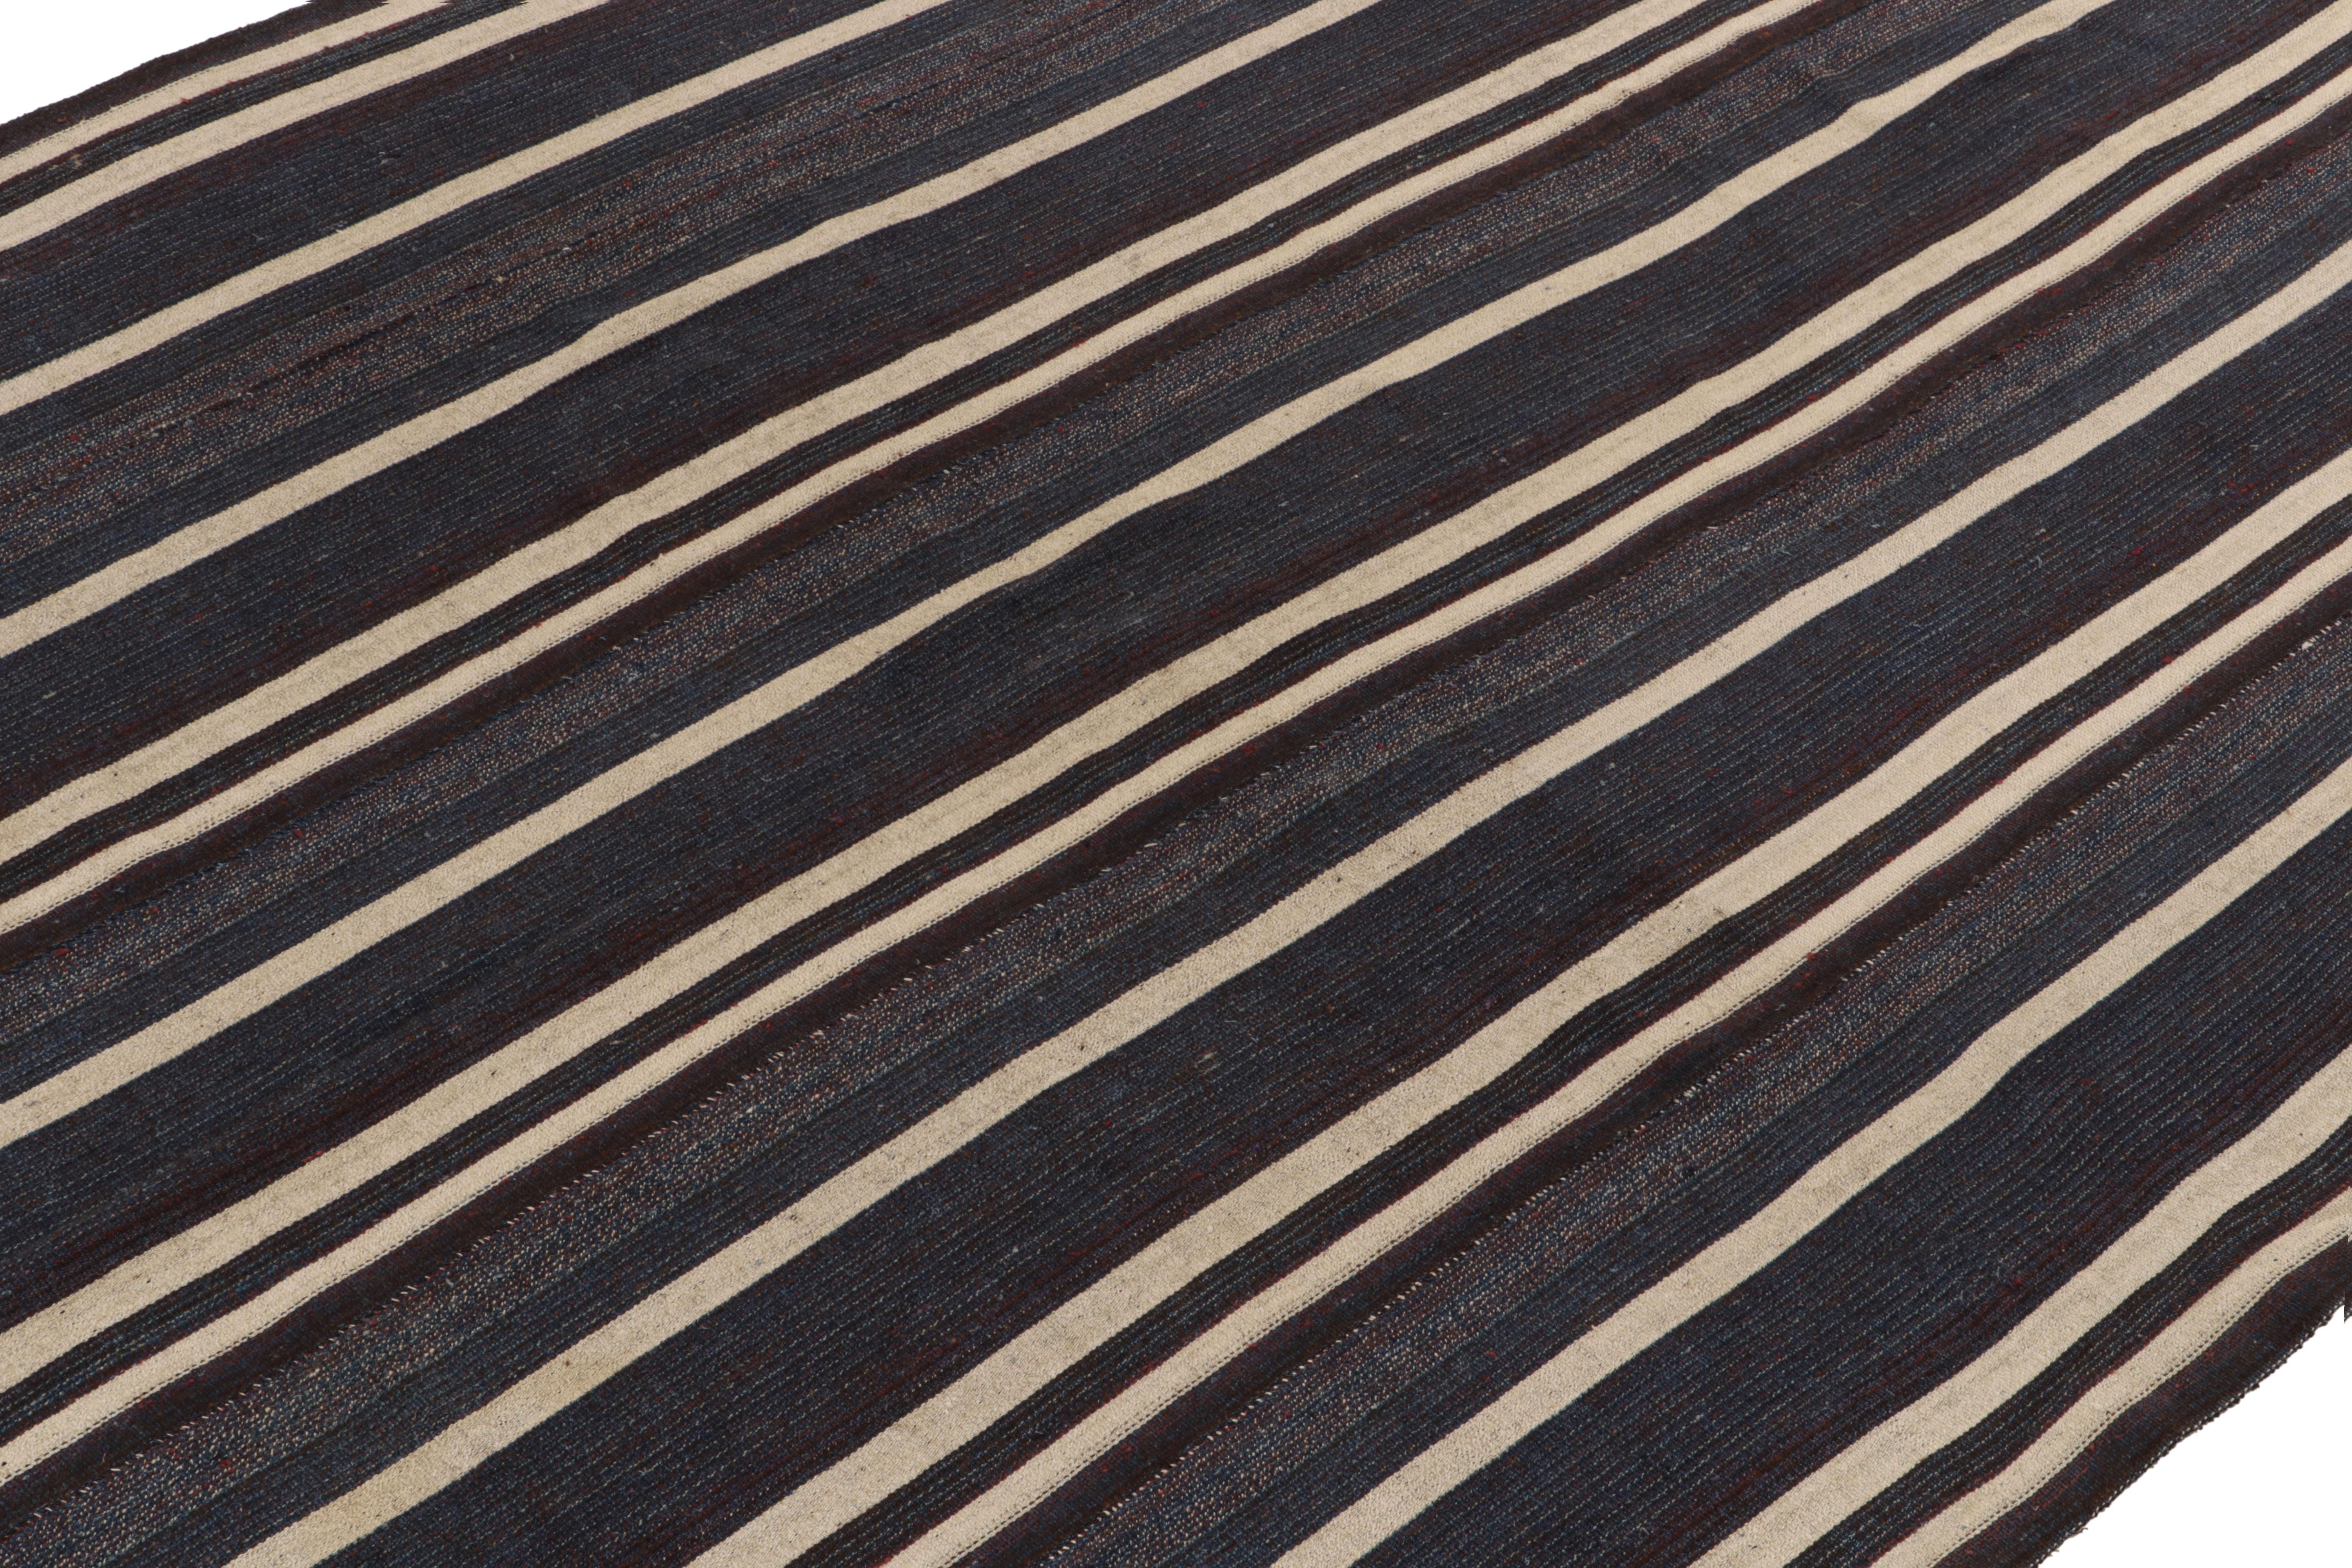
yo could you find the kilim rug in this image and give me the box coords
[2,0,2349,1564]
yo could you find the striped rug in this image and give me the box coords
[2,1,2348,1563]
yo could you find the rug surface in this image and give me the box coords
[1,1,2348,1564]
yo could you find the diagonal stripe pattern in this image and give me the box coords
[1,2,2347,1566]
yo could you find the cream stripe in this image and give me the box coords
[0,0,1390,662]
[0,0,1818,860]
[710,453,2352,1568]
[0,0,445,187]
[0,0,612,254]
[167,231,2352,1568]
[0,0,967,419]
[1878,1194,2352,1568]
[1276,791,2352,1568]
[15,0,2269,903]
[0,22,2338,1445]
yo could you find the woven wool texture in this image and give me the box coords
[2,0,2350,1563]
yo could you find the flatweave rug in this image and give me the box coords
[2,0,2350,1564]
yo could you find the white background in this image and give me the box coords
[2,5,2345,1564]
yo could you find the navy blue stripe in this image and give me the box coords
[56,334,2352,1565]
[16,195,2352,1282]
[7,3,2352,1563]
[293,597,2352,1568]
[1341,824,2352,1568]
[0,0,2209,805]
[10,100,2352,1463]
